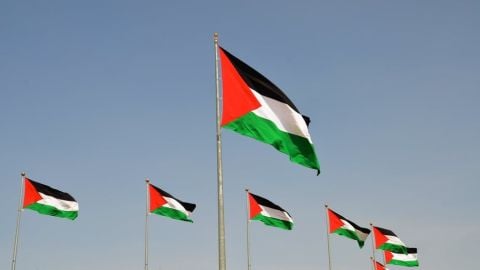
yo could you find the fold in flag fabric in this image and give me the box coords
[374,261,389,270]
[385,248,419,267]
[219,47,320,174]
[23,177,78,220]
[373,226,408,254]
[327,208,370,248]
[247,192,293,230]
[148,183,196,222]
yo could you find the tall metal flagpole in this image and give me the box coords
[370,223,376,270]
[145,179,150,270]
[214,32,227,270]
[245,189,251,270]
[11,172,26,270]
[324,205,332,270]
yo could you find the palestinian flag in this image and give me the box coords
[219,47,320,174]
[373,226,408,254]
[23,178,78,220]
[327,208,370,248]
[247,192,293,230]
[148,183,196,222]
[374,261,389,270]
[385,248,419,267]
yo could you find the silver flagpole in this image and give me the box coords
[370,223,376,270]
[245,189,251,270]
[324,205,332,270]
[11,172,26,270]
[145,179,150,270]
[214,32,227,270]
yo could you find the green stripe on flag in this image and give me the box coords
[224,112,319,170]
[26,203,78,220]
[252,214,293,230]
[151,207,192,223]
[334,228,366,247]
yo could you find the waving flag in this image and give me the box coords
[385,248,419,267]
[149,183,196,222]
[219,47,320,174]
[327,208,370,248]
[23,178,78,220]
[373,226,408,254]
[247,192,293,230]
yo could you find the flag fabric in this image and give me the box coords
[148,183,196,222]
[327,208,370,248]
[373,226,408,254]
[219,47,320,174]
[385,248,419,267]
[247,192,293,230]
[23,178,78,220]
[374,261,389,270]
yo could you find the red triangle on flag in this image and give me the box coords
[374,261,387,270]
[219,48,261,126]
[148,184,167,212]
[384,251,393,264]
[327,208,345,233]
[247,193,262,219]
[373,226,389,248]
[23,178,42,208]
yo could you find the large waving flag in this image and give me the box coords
[373,226,408,254]
[327,208,370,248]
[385,248,419,267]
[247,192,293,230]
[148,183,196,222]
[23,178,78,220]
[219,47,320,174]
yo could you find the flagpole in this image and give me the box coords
[324,205,332,270]
[145,179,150,270]
[11,172,26,270]
[245,189,251,270]
[214,32,227,270]
[370,223,376,270]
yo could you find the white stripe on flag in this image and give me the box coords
[386,235,406,246]
[164,197,190,215]
[260,205,293,222]
[38,193,79,211]
[251,90,313,143]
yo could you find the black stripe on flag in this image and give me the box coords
[29,179,76,202]
[220,47,311,126]
[330,209,370,234]
[405,247,417,254]
[250,193,289,213]
[151,185,196,212]
[375,226,399,237]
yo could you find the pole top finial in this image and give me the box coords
[245,188,249,192]
[21,172,26,177]
[145,178,150,183]
[324,204,328,208]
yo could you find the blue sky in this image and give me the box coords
[1,1,479,270]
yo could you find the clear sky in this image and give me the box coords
[1,1,479,270]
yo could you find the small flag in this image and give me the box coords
[247,192,293,230]
[327,208,370,248]
[373,226,408,254]
[148,183,196,222]
[385,248,419,267]
[374,260,389,270]
[219,47,320,174]
[23,178,78,220]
